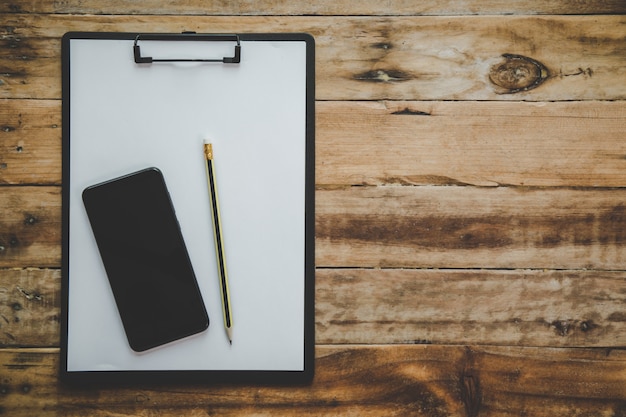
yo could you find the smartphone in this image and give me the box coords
[82,167,209,352]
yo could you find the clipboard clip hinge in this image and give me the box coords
[133,33,241,64]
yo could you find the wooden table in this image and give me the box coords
[2,2,626,415]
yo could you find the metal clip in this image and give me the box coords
[133,33,241,64]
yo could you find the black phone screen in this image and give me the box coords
[82,167,209,352]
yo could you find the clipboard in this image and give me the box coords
[60,32,315,383]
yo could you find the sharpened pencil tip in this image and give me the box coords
[226,327,233,345]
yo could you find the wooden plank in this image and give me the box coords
[1,346,625,416]
[316,186,626,270]
[0,268,60,347]
[1,15,625,100]
[0,100,61,185]
[3,99,626,187]
[3,267,626,348]
[0,187,61,268]
[317,268,626,347]
[3,0,625,16]
[5,186,626,270]
[471,346,626,416]
[317,100,626,187]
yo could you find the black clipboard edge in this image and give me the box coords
[60,31,315,385]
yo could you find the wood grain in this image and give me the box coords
[1,346,625,417]
[0,100,61,185]
[0,187,61,268]
[317,268,626,346]
[1,15,625,100]
[316,186,626,269]
[3,99,626,186]
[0,268,60,347]
[4,186,626,270]
[3,0,625,16]
[3,267,626,348]
[317,100,626,187]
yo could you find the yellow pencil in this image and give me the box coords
[204,141,233,344]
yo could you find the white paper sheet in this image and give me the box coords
[66,37,307,372]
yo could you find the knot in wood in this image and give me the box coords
[489,54,549,94]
